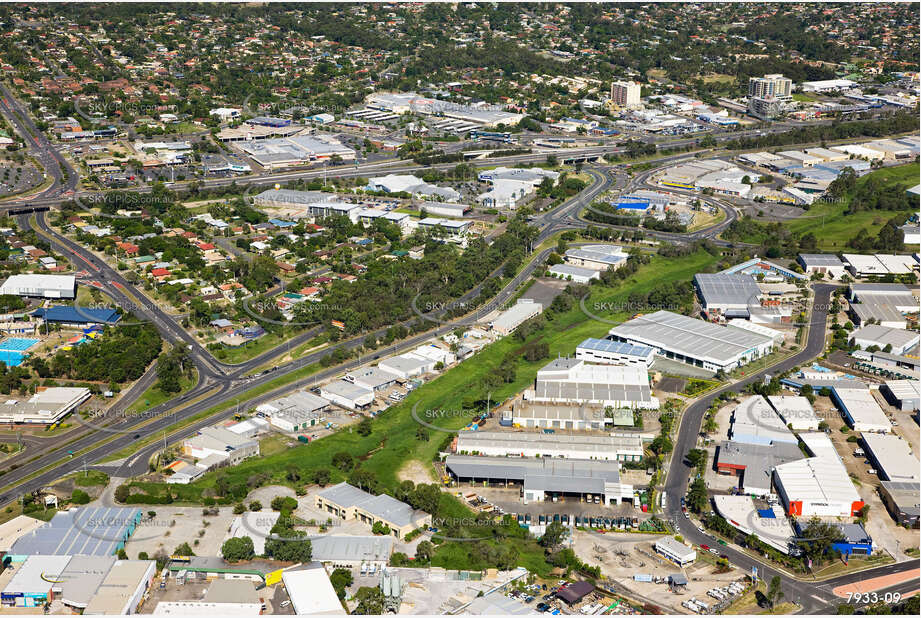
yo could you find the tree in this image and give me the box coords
[687,476,709,514]
[415,540,434,563]
[249,500,262,511]
[766,575,784,611]
[332,452,355,472]
[372,521,391,536]
[796,517,841,562]
[354,587,383,614]
[174,542,195,557]
[221,536,255,562]
[837,604,856,615]
[71,489,90,505]
[539,521,567,549]
[330,568,353,599]
[114,484,130,503]
[357,417,373,436]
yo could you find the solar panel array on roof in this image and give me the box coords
[576,337,654,358]
[8,507,141,557]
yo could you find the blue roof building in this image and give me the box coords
[31,306,121,325]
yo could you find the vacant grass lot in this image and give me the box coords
[783,163,919,250]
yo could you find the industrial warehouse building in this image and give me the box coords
[773,432,864,518]
[767,395,821,431]
[314,482,431,539]
[849,325,920,355]
[607,310,774,373]
[548,264,600,284]
[654,536,697,566]
[237,134,355,168]
[716,440,804,497]
[729,396,797,446]
[564,245,627,271]
[861,433,920,482]
[831,387,892,433]
[309,535,394,569]
[444,455,634,505]
[848,303,908,330]
[320,379,375,410]
[489,299,543,336]
[881,380,920,411]
[7,507,141,559]
[879,481,920,527]
[454,430,644,462]
[798,254,848,280]
[281,564,346,615]
[525,358,658,410]
[256,391,330,432]
[183,426,260,465]
[503,401,609,431]
[0,274,76,299]
[693,273,761,317]
[575,338,656,368]
[0,386,91,425]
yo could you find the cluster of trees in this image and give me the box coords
[722,215,820,258]
[723,112,919,151]
[40,324,162,385]
[828,167,918,214]
[155,345,192,393]
[264,514,313,562]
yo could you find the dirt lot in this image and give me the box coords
[398,459,436,484]
[572,530,748,614]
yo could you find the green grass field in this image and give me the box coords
[135,371,197,411]
[783,163,919,250]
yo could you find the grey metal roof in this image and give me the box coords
[880,481,921,515]
[850,283,913,296]
[608,310,772,366]
[9,507,141,557]
[716,440,804,490]
[316,483,421,528]
[308,535,393,563]
[512,402,605,423]
[851,324,918,348]
[267,391,329,414]
[378,354,430,374]
[564,246,626,265]
[549,264,598,278]
[445,455,621,491]
[693,273,761,308]
[851,302,905,322]
[532,381,653,405]
[799,253,844,268]
[321,379,373,400]
[861,433,920,482]
[456,430,643,456]
[576,337,654,358]
[58,555,116,608]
